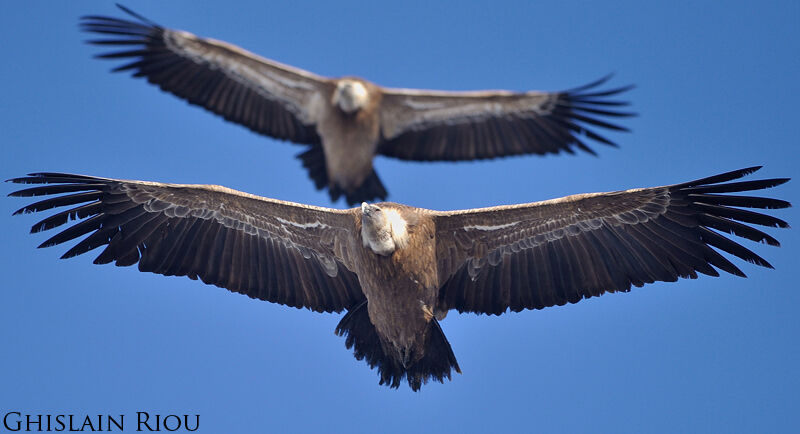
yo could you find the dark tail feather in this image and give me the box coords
[333,170,388,206]
[296,146,328,191]
[335,301,460,391]
[297,147,388,205]
[412,319,461,390]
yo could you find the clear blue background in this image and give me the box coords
[1,1,798,432]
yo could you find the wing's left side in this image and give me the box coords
[434,167,790,315]
[8,173,364,313]
[378,76,634,161]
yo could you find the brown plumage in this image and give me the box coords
[8,167,790,390]
[81,5,634,205]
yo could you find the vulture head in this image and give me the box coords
[361,202,409,256]
[333,79,369,114]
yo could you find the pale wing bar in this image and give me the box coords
[81,6,322,144]
[437,167,790,315]
[9,173,363,313]
[378,75,634,161]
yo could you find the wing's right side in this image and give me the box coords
[9,173,364,313]
[434,167,790,315]
[81,6,327,145]
[378,76,634,161]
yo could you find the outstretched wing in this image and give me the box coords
[81,5,327,144]
[378,76,634,161]
[9,173,364,313]
[434,167,790,315]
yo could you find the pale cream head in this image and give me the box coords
[361,203,408,256]
[333,79,369,114]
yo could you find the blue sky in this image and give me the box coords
[1,1,798,432]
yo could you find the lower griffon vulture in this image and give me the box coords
[80,6,634,205]
[8,167,789,390]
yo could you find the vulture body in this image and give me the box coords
[8,167,790,390]
[81,6,634,205]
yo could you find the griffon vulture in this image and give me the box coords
[81,6,634,205]
[8,167,789,390]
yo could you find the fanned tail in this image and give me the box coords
[334,170,388,206]
[297,147,388,205]
[335,301,460,391]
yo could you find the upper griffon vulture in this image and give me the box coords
[80,5,634,205]
[8,167,789,390]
